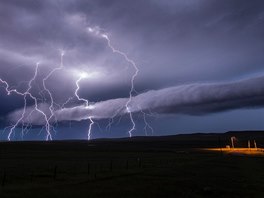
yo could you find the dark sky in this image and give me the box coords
[1,0,264,140]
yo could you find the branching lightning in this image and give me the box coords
[74,71,94,140]
[75,72,89,107]
[105,106,123,132]
[0,63,52,140]
[141,111,154,136]
[0,25,154,141]
[42,51,65,135]
[87,27,139,137]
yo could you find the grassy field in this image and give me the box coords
[0,132,264,198]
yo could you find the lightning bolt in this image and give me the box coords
[0,26,154,141]
[88,117,94,140]
[75,74,89,107]
[41,51,95,140]
[74,72,94,140]
[87,27,139,137]
[141,111,154,136]
[42,51,65,135]
[105,106,124,132]
[0,63,52,140]
[101,34,138,137]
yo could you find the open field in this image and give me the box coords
[0,131,264,198]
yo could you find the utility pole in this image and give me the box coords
[248,140,251,150]
[254,140,257,149]
[231,137,236,149]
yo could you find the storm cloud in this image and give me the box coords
[1,0,264,139]
[8,75,264,124]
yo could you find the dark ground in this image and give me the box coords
[0,131,264,198]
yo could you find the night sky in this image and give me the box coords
[1,0,264,140]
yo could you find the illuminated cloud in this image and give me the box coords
[1,0,264,139]
[8,75,264,124]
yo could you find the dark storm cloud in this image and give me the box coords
[0,0,135,111]
[1,0,264,98]
[1,0,264,136]
[8,75,264,124]
[47,75,264,119]
[73,0,264,82]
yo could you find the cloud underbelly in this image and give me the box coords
[8,76,264,125]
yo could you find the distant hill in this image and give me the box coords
[89,130,264,149]
[1,131,263,149]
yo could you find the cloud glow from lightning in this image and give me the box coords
[0,25,153,141]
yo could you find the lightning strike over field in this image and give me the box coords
[142,111,154,136]
[88,116,94,140]
[42,51,65,129]
[74,71,94,140]
[1,24,154,140]
[1,63,52,140]
[75,72,89,108]
[87,27,139,137]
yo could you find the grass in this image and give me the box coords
[0,138,264,197]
